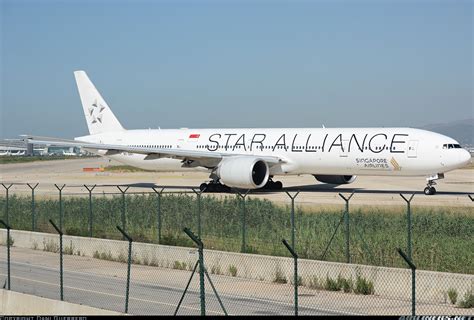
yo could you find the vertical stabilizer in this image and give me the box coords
[74,71,125,135]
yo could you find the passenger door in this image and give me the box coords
[407,140,418,158]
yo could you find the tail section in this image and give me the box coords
[74,70,124,135]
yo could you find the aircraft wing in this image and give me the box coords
[22,135,285,166]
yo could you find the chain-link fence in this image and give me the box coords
[0,182,473,315]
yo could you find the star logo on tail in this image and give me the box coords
[89,99,105,124]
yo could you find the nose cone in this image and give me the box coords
[459,149,471,167]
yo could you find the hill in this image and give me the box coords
[419,118,473,147]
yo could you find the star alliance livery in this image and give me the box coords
[25,71,471,195]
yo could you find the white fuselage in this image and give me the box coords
[77,127,471,177]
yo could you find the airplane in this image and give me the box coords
[62,150,78,156]
[23,71,471,195]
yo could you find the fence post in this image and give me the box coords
[236,190,250,253]
[0,219,11,290]
[192,189,204,238]
[54,184,66,233]
[397,248,416,316]
[1,184,13,226]
[84,185,96,237]
[285,191,300,250]
[49,219,63,301]
[175,227,228,316]
[152,187,165,243]
[338,192,354,263]
[282,238,298,316]
[27,183,39,231]
[117,226,133,314]
[186,227,205,315]
[175,260,199,316]
[400,193,415,261]
[117,186,130,239]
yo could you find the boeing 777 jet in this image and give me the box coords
[25,71,471,195]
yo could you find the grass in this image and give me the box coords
[320,275,371,295]
[173,261,187,270]
[338,275,353,293]
[273,267,287,284]
[324,276,340,291]
[447,288,458,305]
[308,276,323,290]
[228,265,238,277]
[354,276,374,295]
[1,193,473,274]
[103,165,156,172]
[458,290,474,308]
[0,155,96,164]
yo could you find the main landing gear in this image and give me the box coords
[423,173,444,196]
[262,179,283,191]
[200,181,231,193]
[199,178,284,193]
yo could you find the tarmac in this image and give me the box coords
[1,157,473,208]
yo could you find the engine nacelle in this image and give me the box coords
[217,157,269,189]
[313,175,357,184]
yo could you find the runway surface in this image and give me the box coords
[1,157,473,208]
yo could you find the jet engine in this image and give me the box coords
[217,157,270,189]
[313,175,357,184]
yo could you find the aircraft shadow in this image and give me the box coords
[97,182,472,196]
[283,184,473,196]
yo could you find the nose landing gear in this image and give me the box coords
[423,173,444,195]
[424,182,436,195]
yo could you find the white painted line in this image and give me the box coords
[0,273,224,315]
[1,258,357,315]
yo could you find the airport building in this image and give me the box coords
[0,139,86,156]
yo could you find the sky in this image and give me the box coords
[1,0,473,139]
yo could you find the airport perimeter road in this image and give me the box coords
[0,247,337,315]
[1,158,473,207]
[1,246,465,315]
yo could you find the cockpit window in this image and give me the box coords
[443,144,462,149]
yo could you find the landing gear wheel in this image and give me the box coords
[424,186,436,195]
[424,176,439,196]
[201,181,231,193]
[263,179,283,190]
[273,181,283,190]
